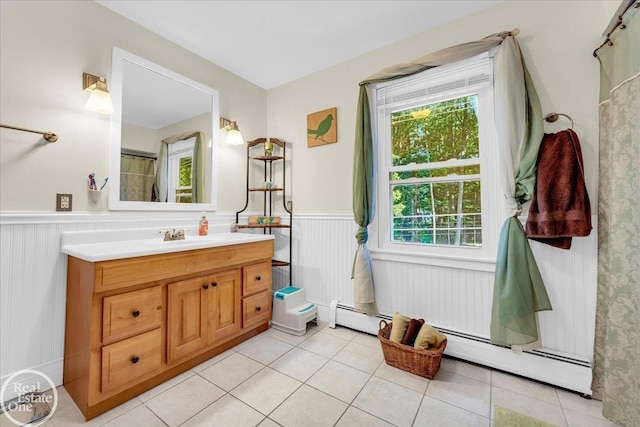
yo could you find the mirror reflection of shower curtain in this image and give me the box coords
[120,155,155,201]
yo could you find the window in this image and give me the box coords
[373,54,499,266]
[168,137,195,203]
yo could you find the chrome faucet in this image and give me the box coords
[160,228,187,241]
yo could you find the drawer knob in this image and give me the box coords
[132,310,140,317]
[203,284,209,289]
[256,276,261,281]
[131,356,140,364]
[256,306,262,312]
[212,282,217,287]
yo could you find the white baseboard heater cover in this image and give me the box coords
[319,303,593,394]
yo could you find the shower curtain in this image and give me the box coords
[591,3,639,426]
[120,155,155,201]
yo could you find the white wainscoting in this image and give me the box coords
[0,212,597,394]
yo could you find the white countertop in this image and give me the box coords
[60,227,274,262]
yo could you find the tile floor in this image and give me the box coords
[33,323,619,427]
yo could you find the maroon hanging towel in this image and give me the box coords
[525,129,592,249]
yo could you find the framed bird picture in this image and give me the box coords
[307,107,337,148]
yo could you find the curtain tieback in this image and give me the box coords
[355,226,368,244]
[505,197,522,218]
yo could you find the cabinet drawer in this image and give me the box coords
[243,261,271,296]
[243,291,271,329]
[101,329,161,393]
[102,286,162,343]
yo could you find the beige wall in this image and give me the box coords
[1,1,619,214]
[121,123,159,154]
[0,0,266,212]
[267,1,620,213]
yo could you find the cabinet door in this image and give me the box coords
[207,269,241,345]
[167,277,208,363]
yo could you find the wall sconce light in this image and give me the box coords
[83,72,114,115]
[220,117,244,145]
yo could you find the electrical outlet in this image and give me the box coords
[56,193,72,211]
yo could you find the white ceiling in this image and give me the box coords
[97,0,500,90]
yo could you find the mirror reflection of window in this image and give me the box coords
[167,137,195,203]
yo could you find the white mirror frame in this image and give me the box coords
[108,47,220,211]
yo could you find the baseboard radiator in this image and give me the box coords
[320,303,592,394]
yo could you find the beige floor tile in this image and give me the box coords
[257,418,281,427]
[491,385,567,427]
[102,405,165,427]
[306,361,371,404]
[426,370,491,418]
[320,325,359,341]
[145,375,224,426]
[230,367,301,415]
[297,331,349,358]
[137,369,195,402]
[373,362,430,393]
[49,396,141,426]
[181,394,265,427]
[335,406,394,427]
[352,376,423,427]
[352,332,382,349]
[492,370,560,405]
[47,386,74,411]
[415,395,490,427]
[237,336,294,365]
[564,408,621,427]
[232,331,270,352]
[268,327,317,346]
[556,389,608,421]
[200,352,264,391]
[269,347,329,382]
[440,357,491,384]
[332,341,384,374]
[190,348,235,372]
[270,384,348,427]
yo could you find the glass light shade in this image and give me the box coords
[85,88,114,115]
[225,129,244,145]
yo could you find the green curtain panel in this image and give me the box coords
[155,130,205,203]
[352,85,378,314]
[489,37,551,347]
[592,5,640,426]
[352,30,539,317]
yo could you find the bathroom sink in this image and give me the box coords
[61,229,273,262]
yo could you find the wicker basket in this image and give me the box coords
[377,319,447,379]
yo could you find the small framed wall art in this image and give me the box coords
[307,107,337,148]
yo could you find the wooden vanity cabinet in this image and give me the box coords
[167,268,241,363]
[63,240,273,420]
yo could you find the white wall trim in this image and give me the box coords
[0,359,63,401]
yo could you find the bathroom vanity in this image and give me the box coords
[61,229,274,420]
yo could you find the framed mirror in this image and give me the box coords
[108,47,220,211]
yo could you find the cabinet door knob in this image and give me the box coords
[211,282,217,287]
[131,356,140,364]
[132,310,140,317]
[203,284,209,289]
[256,276,261,281]
[256,306,262,312]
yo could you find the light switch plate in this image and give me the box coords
[56,193,72,211]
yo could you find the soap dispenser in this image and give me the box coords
[199,212,208,236]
